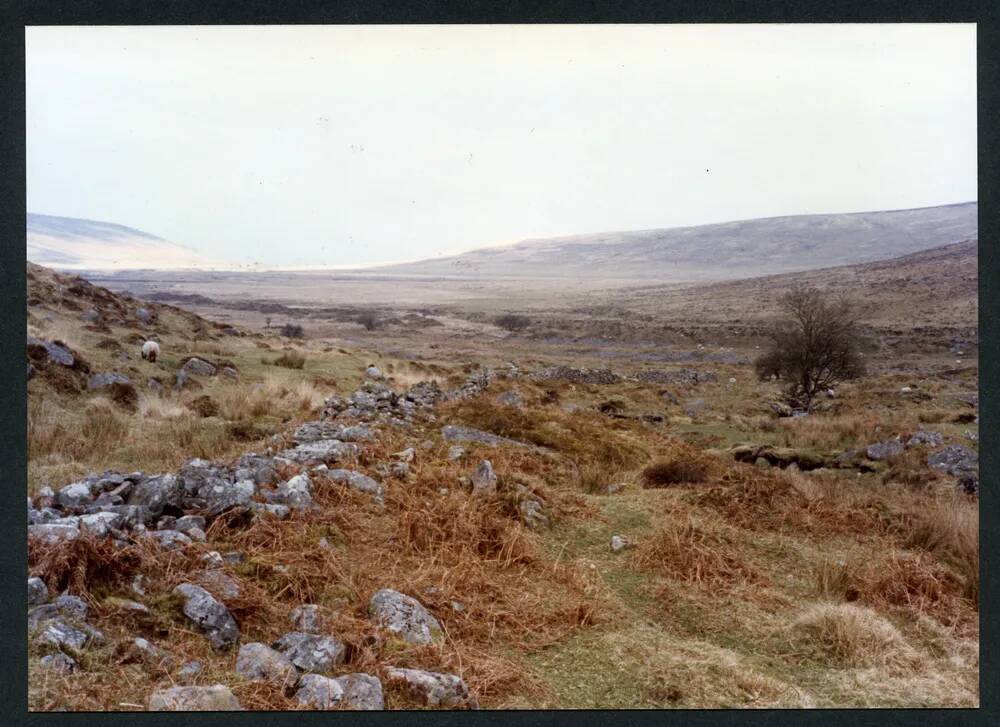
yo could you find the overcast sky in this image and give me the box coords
[26,24,976,268]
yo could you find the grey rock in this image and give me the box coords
[519,499,549,530]
[135,307,154,323]
[193,569,241,601]
[28,336,74,367]
[273,632,347,673]
[928,445,979,477]
[203,479,256,516]
[906,430,944,448]
[385,667,475,708]
[28,577,48,606]
[127,474,182,519]
[610,535,630,552]
[56,481,93,510]
[281,439,359,465]
[147,529,192,550]
[274,473,312,509]
[28,521,81,544]
[148,685,243,711]
[295,673,384,710]
[441,424,531,449]
[447,445,466,461]
[132,637,175,668]
[178,661,204,682]
[175,515,207,535]
[366,365,383,380]
[181,357,217,377]
[87,372,131,389]
[471,460,497,496]
[368,589,442,645]
[173,583,239,650]
[251,502,291,519]
[290,604,324,633]
[235,642,298,686]
[326,469,384,501]
[866,438,905,461]
[53,594,89,620]
[33,618,102,651]
[390,461,409,479]
[79,511,124,537]
[39,652,77,673]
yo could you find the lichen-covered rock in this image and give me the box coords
[147,529,192,550]
[88,372,131,389]
[471,460,497,496]
[928,445,979,477]
[866,438,904,461]
[272,474,312,509]
[181,357,217,377]
[28,577,48,606]
[326,469,384,501]
[39,652,77,673]
[281,440,359,465]
[127,474,182,520]
[173,583,239,650]
[148,685,243,711]
[518,499,549,530]
[290,604,324,633]
[28,520,81,544]
[385,667,476,708]
[235,642,298,686]
[79,511,124,537]
[131,637,175,668]
[32,617,103,651]
[441,424,530,449]
[273,632,347,673]
[56,481,93,510]
[295,673,384,710]
[368,589,443,645]
[906,430,944,448]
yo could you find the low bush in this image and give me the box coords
[274,351,306,369]
[642,457,708,487]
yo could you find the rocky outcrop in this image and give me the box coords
[173,583,239,650]
[385,667,476,708]
[295,673,384,710]
[148,685,243,711]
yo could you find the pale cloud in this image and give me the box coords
[26,24,976,268]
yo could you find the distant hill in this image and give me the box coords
[372,202,977,281]
[26,214,223,270]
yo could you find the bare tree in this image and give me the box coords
[265,316,272,330]
[755,287,865,409]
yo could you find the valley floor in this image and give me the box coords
[26,263,979,710]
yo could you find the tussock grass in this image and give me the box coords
[641,454,710,487]
[272,351,306,369]
[790,602,919,670]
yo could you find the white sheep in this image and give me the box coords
[141,340,160,363]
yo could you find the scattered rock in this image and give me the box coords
[368,589,443,645]
[235,642,298,686]
[295,673,385,710]
[39,652,77,673]
[447,445,466,461]
[531,366,621,385]
[178,661,204,682]
[87,372,131,389]
[173,583,239,650]
[273,632,347,673]
[326,469,384,501]
[906,430,944,448]
[148,685,243,711]
[181,357,217,378]
[471,460,498,496]
[610,535,630,552]
[518,498,550,530]
[290,604,325,633]
[928,445,978,477]
[441,424,533,449]
[385,667,476,708]
[683,398,707,418]
[865,438,905,461]
[28,577,48,606]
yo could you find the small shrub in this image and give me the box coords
[357,311,381,331]
[106,382,139,412]
[227,420,268,442]
[494,313,531,332]
[280,323,305,339]
[274,351,306,369]
[642,457,708,487]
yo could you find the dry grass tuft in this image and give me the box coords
[790,602,919,670]
[272,351,306,369]
[633,518,765,590]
